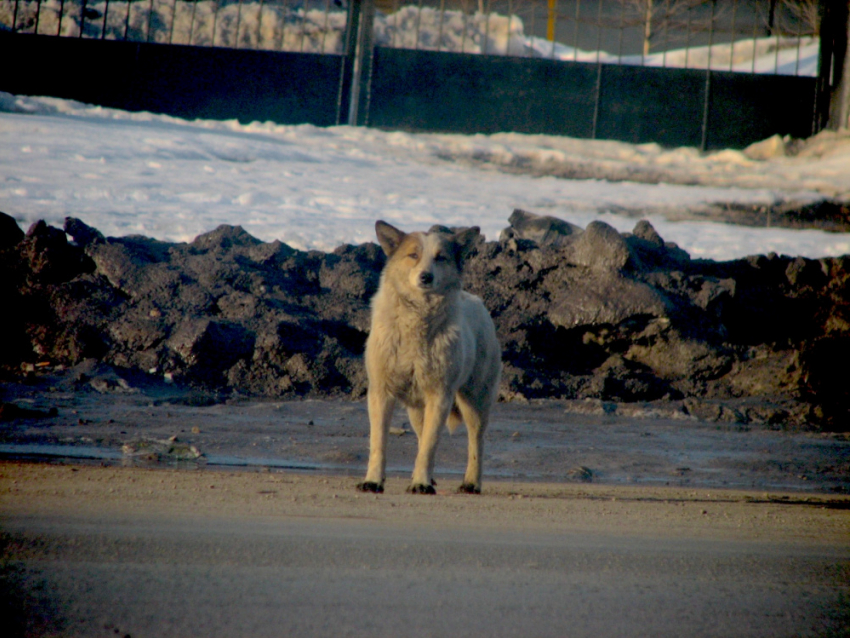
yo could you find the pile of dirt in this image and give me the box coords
[2,210,848,430]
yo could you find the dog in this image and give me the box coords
[356,220,501,495]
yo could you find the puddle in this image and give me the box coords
[0,442,354,474]
[0,443,124,462]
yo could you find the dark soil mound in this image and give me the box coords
[2,210,848,430]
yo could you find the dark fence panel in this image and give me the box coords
[0,22,822,149]
[366,46,817,149]
[368,47,598,138]
[706,71,818,149]
[0,31,345,126]
[595,65,707,148]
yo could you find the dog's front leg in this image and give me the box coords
[358,389,395,493]
[459,406,486,494]
[408,395,451,494]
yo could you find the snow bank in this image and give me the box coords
[2,93,849,260]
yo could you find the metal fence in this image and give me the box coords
[1,0,820,75]
[1,0,834,148]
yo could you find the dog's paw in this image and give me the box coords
[356,481,384,493]
[406,483,436,495]
[457,483,481,494]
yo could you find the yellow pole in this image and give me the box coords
[547,0,557,41]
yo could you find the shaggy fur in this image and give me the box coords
[357,221,502,495]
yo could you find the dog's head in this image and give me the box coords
[375,220,480,296]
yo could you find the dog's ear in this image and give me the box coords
[375,220,406,257]
[452,226,481,266]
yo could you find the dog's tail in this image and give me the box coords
[446,403,463,434]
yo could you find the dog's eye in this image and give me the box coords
[407,252,419,261]
[434,253,447,262]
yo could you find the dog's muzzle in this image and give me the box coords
[418,271,434,287]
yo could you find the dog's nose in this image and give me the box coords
[419,271,434,286]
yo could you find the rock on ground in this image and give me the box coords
[1,210,848,430]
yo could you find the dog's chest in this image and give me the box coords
[378,321,458,403]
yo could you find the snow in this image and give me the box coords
[2,91,849,261]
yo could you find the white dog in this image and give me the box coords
[357,221,501,494]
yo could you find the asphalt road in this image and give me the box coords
[2,467,848,638]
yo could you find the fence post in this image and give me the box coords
[815,0,850,132]
[828,1,850,131]
[337,0,361,125]
[337,0,376,126]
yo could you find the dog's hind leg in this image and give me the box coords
[406,406,424,438]
[408,396,451,494]
[358,389,396,493]
[456,397,487,494]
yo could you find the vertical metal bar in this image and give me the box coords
[592,60,602,139]
[701,0,717,151]
[706,0,715,71]
[546,0,557,55]
[550,0,557,59]
[529,0,535,58]
[683,0,691,68]
[662,0,670,67]
[483,0,491,55]
[594,0,601,64]
[506,0,512,55]
[641,0,652,64]
[211,0,221,47]
[96,0,106,38]
[751,0,759,73]
[79,0,88,37]
[57,0,66,36]
[729,0,738,72]
[616,0,625,63]
[299,1,307,52]
[146,0,154,42]
[167,0,177,43]
[770,0,782,75]
[387,0,395,49]
[572,0,580,62]
[414,0,423,50]
[275,0,289,50]
[123,0,132,39]
[591,0,603,139]
[34,0,43,34]
[774,6,780,75]
[795,1,803,76]
[321,0,332,53]
[461,2,467,53]
[236,0,245,47]
[189,0,199,44]
[100,0,110,39]
[256,0,266,49]
[437,0,445,52]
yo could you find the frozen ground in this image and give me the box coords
[2,91,849,260]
